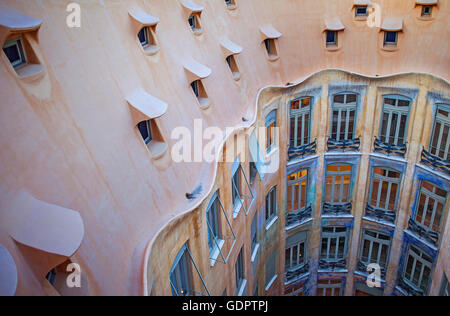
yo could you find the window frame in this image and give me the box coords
[285,231,307,272]
[265,250,277,290]
[421,5,432,17]
[324,163,353,205]
[137,27,149,47]
[286,169,309,215]
[137,120,153,145]
[317,279,343,296]
[413,180,447,234]
[359,229,392,270]
[265,186,277,224]
[265,109,277,153]
[206,193,222,254]
[384,31,398,46]
[402,244,433,293]
[289,97,312,148]
[235,248,246,295]
[355,6,368,17]
[367,167,402,213]
[169,244,194,296]
[326,30,337,46]
[330,93,358,141]
[3,37,27,69]
[429,103,450,161]
[379,95,411,146]
[320,226,348,262]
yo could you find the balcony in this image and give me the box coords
[286,205,312,228]
[356,260,386,279]
[420,148,450,176]
[288,139,316,160]
[327,137,360,152]
[373,138,407,158]
[285,263,309,283]
[407,218,439,246]
[322,202,352,216]
[319,258,347,271]
[396,276,425,297]
[365,204,396,224]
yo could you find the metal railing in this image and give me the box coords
[288,139,317,160]
[286,205,312,228]
[365,204,396,223]
[420,148,450,176]
[322,202,352,215]
[373,137,407,158]
[327,137,360,152]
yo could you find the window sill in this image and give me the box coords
[232,199,244,219]
[265,216,278,231]
[251,243,260,263]
[198,97,211,110]
[354,16,368,21]
[232,72,241,81]
[416,16,435,21]
[237,279,247,296]
[265,275,277,291]
[381,44,399,52]
[226,4,237,10]
[143,44,160,56]
[267,54,279,62]
[191,28,203,36]
[326,45,340,52]
[147,141,168,160]
[209,239,225,267]
[15,63,45,80]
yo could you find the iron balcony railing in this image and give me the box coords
[397,275,425,297]
[285,263,310,283]
[288,139,316,160]
[373,137,407,158]
[407,218,439,246]
[420,148,450,176]
[327,137,360,152]
[365,204,396,224]
[286,205,312,228]
[322,202,352,215]
[319,258,347,271]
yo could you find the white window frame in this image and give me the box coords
[379,95,410,145]
[320,226,348,261]
[429,104,450,161]
[360,229,391,270]
[331,93,358,141]
[289,97,312,148]
[3,37,27,68]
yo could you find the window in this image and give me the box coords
[225,0,236,8]
[264,38,278,59]
[190,80,209,107]
[45,268,57,286]
[287,169,308,214]
[429,104,450,160]
[235,248,246,295]
[331,93,357,141]
[289,97,312,148]
[137,26,158,53]
[326,31,337,46]
[251,214,258,253]
[421,5,432,17]
[384,31,398,46]
[355,6,368,17]
[232,165,242,208]
[138,27,149,47]
[403,244,433,293]
[324,164,352,204]
[440,274,449,296]
[265,186,277,224]
[265,110,277,153]
[265,250,277,290]
[137,120,152,145]
[285,231,307,272]
[320,227,348,261]
[226,55,240,80]
[368,167,401,214]
[413,180,447,234]
[188,14,201,33]
[379,95,410,145]
[360,230,391,271]
[317,279,343,296]
[3,37,26,69]
[206,194,222,253]
[249,162,257,184]
[170,245,193,296]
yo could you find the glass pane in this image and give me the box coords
[362,240,370,262]
[389,113,398,144]
[290,117,296,147]
[297,115,304,146]
[3,43,21,64]
[348,110,355,139]
[304,113,310,145]
[301,98,311,108]
[332,111,339,140]
[340,111,347,140]
[398,114,408,144]
[380,113,389,142]
[334,95,345,104]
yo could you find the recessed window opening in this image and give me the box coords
[206,194,222,253]
[325,164,352,204]
[137,26,158,52]
[414,180,447,234]
[368,167,401,213]
[355,6,368,17]
[191,80,209,107]
[430,104,450,160]
[285,231,307,272]
[331,93,357,141]
[188,14,201,33]
[3,37,27,69]
[421,5,432,16]
[235,248,246,295]
[403,244,433,293]
[226,55,240,80]
[138,120,153,145]
[287,169,308,215]
[379,95,410,145]
[264,38,278,59]
[326,31,337,46]
[170,245,194,296]
[265,186,277,223]
[360,230,391,270]
[265,250,277,289]
[265,110,277,153]
[225,0,236,8]
[320,227,348,261]
[290,97,312,148]
[384,31,398,46]
[317,279,343,296]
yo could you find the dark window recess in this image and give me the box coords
[326,31,337,45]
[384,31,397,45]
[138,121,152,144]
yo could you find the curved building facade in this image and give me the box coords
[0,0,449,296]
